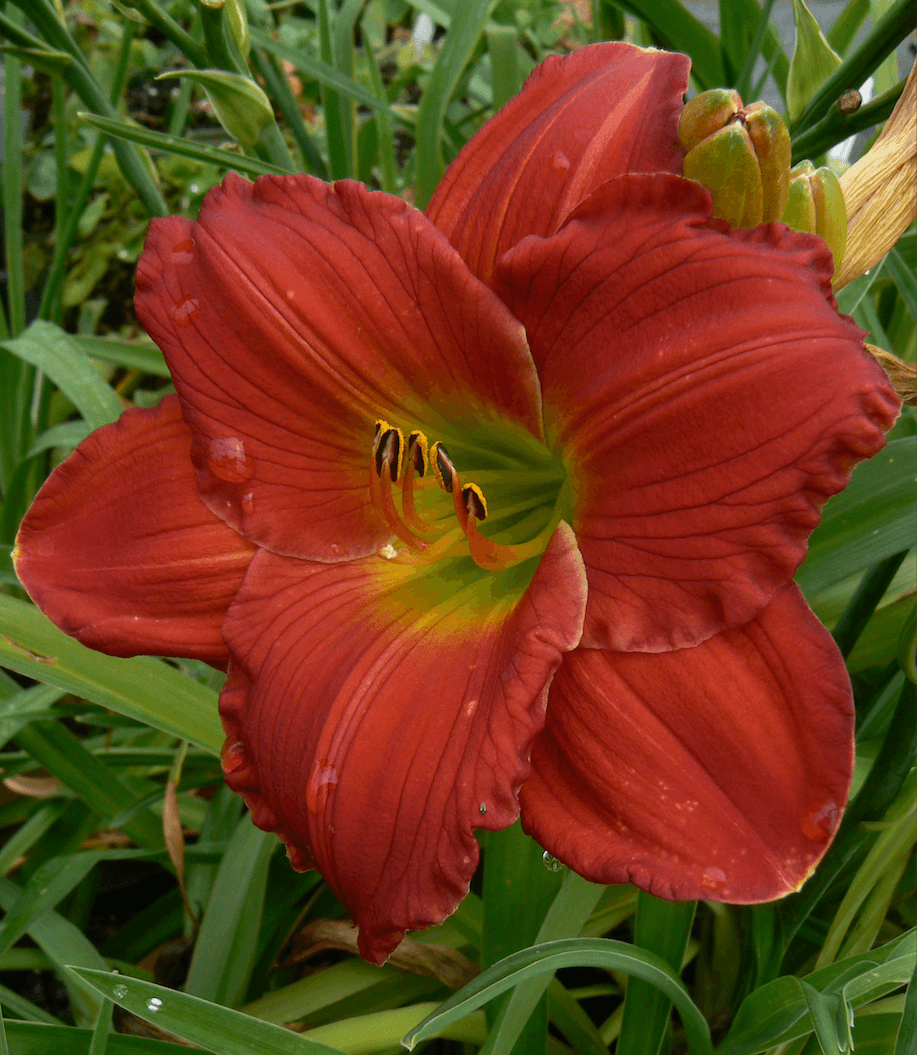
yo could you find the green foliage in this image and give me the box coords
[0,1,913,1053]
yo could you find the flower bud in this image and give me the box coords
[781,160,847,271]
[157,69,273,150]
[680,90,791,228]
[679,89,743,152]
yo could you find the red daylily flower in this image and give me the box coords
[15,43,899,963]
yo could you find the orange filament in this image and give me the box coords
[370,424,550,571]
[401,432,439,534]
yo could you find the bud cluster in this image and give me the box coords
[679,89,846,270]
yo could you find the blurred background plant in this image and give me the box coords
[0,1,914,1053]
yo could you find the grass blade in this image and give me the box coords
[68,968,348,1055]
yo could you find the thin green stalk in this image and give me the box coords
[7,0,167,216]
[38,20,138,322]
[167,77,194,138]
[734,0,777,102]
[415,0,497,208]
[828,0,871,53]
[249,45,327,177]
[254,124,296,172]
[790,77,904,163]
[361,15,397,192]
[2,6,25,338]
[49,77,68,327]
[593,0,625,42]
[791,0,915,133]
[112,0,207,67]
[0,6,54,58]
[831,550,908,658]
[318,0,353,179]
[200,1,242,72]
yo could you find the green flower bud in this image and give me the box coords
[157,69,273,150]
[743,103,791,221]
[680,90,791,229]
[781,160,847,271]
[679,89,743,152]
[683,123,763,228]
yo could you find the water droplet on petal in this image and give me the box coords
[171,296,199,328]
[146,997,163,1013]
[551,150,570,170]
[112,983,128,1000]
[542,851,565,872]
[700,866,727,892]
[801,799,839,842]
[171,238,195,264]
[241,491,255,514]
[221,740,247,774]
[306,758,339,814]
[479,802,487,816]
[207,437,253,483]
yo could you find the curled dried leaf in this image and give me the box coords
[289,919,478,988]
[866,344,916,405]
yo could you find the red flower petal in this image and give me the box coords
[426,43,689,285]
[14,396,254,664]
[135,174,542,564]
[219,524,586,963]
[495,173,900,651]
[520,584,854,902]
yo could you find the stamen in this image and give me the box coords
[430,442,455,493]
[463,484,487,522]
[370,422,426,550]
[402,431,438,534]
[373,423,404,482]
[370,423,555,571]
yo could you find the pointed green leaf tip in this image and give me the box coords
[787,0,843,123]
[157,69,271,149]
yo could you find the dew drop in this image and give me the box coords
[171,296,199,328]
[700,866,727,892]
[306,758,339,814]
[206,437,253,483]
[171,238,195,264]
[479,802,487,816]
[801,799,838,842]
[112,983,128,1000]
[221,740,247,774]
[146,997,163,1013]
[542,851,565,872]
[241,491,255,514]
[551,150,570,170]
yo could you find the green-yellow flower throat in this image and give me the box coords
[369,419,563,572]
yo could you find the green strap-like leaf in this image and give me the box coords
[0,595,224,754]
[76,112,287,177]
[67,968,348,1055]
[402,937,713,1055]
[1,320,122,431]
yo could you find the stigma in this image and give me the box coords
[369,420,552,571]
